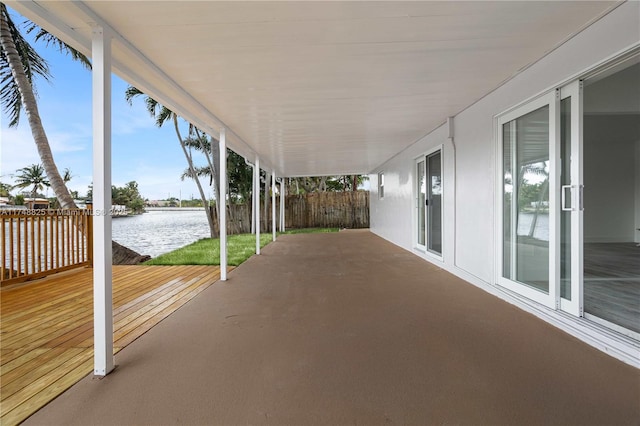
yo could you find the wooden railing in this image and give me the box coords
[1,209,93,285]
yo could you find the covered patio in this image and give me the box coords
[22,231,639,425]
[3,2,639,423]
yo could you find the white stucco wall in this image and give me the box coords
[370,1,640,284]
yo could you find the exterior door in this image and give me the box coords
[498,91,558,309]
[426,151,442,256]
[559,81,583,316]
[416,149,442,257]
[416,159,426,250]
[499,56,639,331]
[498,85,582,314]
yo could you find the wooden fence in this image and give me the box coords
[217,191,370,234]
[1,209,92,285]
[285,191,369,229]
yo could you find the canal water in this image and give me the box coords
[113,210,210,258]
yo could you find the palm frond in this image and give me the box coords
[125,85,174,127]
[0,3,51,126]
[124,86,143,105]
[25,21,91,70]
[180,166,211,181]
[183,135,212,152]
[0,61,22,126]
[156,105,173,127]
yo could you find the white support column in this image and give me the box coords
[219,128,227,281]
[92,26,114,377]
[255,156,261,255]
[272,172,276,241]
[279,179,285,232]
[251,163,256,234]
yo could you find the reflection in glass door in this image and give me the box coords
[502,106,551,293]
[498,91,557,308]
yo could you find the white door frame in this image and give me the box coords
[414,146,444,260]
[414,156,426,252]
[496,90,559,310]
[559,80,584,317]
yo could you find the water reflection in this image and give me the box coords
[113,210,210,258]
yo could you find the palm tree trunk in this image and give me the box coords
[528,178,549,238]
[209,139,222,218]
[173,116,217,238]
[263,171,270,232]
[194,128,221,219]
[0,13,75,209]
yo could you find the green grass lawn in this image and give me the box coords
[145,228,338,266]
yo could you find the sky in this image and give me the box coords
[0,7,208,202]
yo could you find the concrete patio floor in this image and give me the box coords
[24,230,639,425]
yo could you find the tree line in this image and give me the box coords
[1,163,146,214]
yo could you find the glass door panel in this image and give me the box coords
[559,80,583,317]
[416,160,426,248]
[560,97,572,301]
[427,151,442,255]
[502,105,551,294]
[582,61,639,335]
[499,90,557,308]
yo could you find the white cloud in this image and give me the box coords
[0,122,90,188]
[1,126,41,178]
[112,102,158,136]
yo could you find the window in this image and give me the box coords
[378,172,384,199]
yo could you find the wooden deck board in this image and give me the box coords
[0,265,227,425]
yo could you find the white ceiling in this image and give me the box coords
[8,1,619,176]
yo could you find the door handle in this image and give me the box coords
[561,185,573,211]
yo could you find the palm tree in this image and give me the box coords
[179,132,221,203]
[0,181,13,199]
[181,147,253,204]
[125,86,220,238]
[517,162,550,239]
[12,163,50,198]
[0,3,90,209]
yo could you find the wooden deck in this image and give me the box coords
[0,265,227,425]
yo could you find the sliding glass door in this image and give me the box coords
[427,151,442,255]
[498,55,639,334]
[581,59,640,335]
[498,92,557,308]
[416,149,442,257]
[559,81,583,317]
[416,159,426,249]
